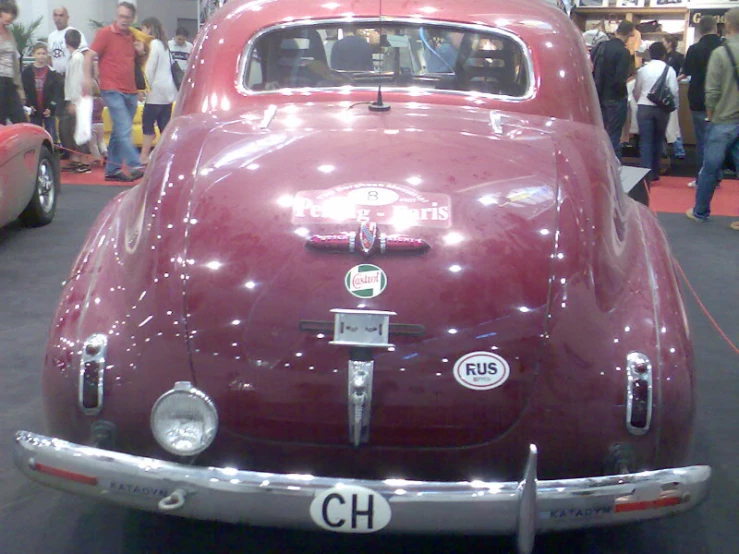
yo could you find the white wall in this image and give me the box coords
[137,0,199,38]
[15,0,116,42]
[14,0,198,44]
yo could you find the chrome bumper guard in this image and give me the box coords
[15,431,710,554]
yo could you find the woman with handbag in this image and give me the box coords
[139,17,177,165]
[633,41,679,185]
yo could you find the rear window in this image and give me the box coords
[244,22,530,98]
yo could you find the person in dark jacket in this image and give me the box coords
[330,27,373,71]
[663,35,684,75]
[592,20,635,161]
[21,42,62,141]
[681,15,723,187]
[662,34,687,159]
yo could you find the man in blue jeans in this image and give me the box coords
[681,15,722,188]
[592,20,634,161]
[83,2,144,182]
[687,8,739,224]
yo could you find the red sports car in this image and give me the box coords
[15,1,709,552]
[0,124,58,228]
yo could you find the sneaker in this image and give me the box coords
[687,180,696,188]
[62,162,82,172]
[730,221,739,231]
[685,209,706,222]
[104,171,134,182]
[75,164,92,174]
[128,167,145,180]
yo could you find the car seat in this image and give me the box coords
[265,29,328,88]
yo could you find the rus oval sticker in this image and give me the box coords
[310,485,392,533]
[453,351,511,391]
[345,264,387,299]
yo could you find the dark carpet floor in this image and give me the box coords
[0,186,736,554]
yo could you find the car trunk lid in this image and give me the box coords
[182,102,558,448]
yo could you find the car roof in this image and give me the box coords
[176,0,599,125]
[216,0,561,39]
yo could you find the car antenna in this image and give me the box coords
[369,0,390,112]
[369,84,390,112]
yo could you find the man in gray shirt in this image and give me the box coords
[687,8,739,224]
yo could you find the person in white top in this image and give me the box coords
[633,41,679,185]
[139,17,178,165]
[168,27,193,73]
[47,7,87,75]
[59,28,90,172]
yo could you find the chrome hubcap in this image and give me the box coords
[37,160,55,213]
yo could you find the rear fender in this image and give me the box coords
[43,117,215,452]
[518,124,673,475]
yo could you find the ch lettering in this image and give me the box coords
[352,493,374,529]
[321,492,376,530]
[321,493,346,528]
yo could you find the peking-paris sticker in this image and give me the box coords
[345,264,387,299]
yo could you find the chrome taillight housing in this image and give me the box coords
[625,352,653,435]
[78,334,108,415]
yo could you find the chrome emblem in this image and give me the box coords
[305,222,431,257]
[359,222,378,254]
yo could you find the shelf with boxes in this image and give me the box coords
[572,5,689,53]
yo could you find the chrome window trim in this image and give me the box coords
[235,17,535,103]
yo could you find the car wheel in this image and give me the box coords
[19,146,58,227]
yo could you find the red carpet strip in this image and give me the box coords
[649,176,739,217]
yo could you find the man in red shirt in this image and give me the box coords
[83,2,144,181]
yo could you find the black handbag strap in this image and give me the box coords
[724,44,739,91]
[649,64,670,94]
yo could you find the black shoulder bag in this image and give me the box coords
[169,49,184,90]
[134,62,147,91]
[647,64,677,113]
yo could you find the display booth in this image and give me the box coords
[572,0,739,146]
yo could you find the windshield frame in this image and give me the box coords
[236,17,535,103]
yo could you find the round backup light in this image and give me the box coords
[151,382,218,456]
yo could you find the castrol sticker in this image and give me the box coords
[292,182,451,229]
[345,264,387,298]
[310,485,392,533]
[453,351,511,390]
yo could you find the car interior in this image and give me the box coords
[245,23,530,97]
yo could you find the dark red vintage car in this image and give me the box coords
[0,124,58,228]
[15,1,709,551]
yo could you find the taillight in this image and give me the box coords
[78,334,107,415]
[625,352,653,435]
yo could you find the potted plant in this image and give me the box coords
[8,16,43,56]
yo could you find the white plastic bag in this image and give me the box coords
[74,96,93,145]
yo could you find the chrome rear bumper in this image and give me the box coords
[14,431,710,554]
